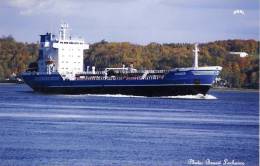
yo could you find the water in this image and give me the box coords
[0,84,258,166]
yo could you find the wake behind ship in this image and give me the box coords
[21,24,222,96]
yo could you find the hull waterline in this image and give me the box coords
[29,84,211,96]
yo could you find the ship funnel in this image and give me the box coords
[193,44,199,68]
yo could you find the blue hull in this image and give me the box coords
[21,69,219,96]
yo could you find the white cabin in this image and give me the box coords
[38,23,89,80]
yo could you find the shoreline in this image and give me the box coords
[211,87,259,92]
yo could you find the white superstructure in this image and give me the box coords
[38,23,89,80]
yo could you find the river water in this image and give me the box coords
[0,84,259,166]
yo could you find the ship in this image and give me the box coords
[21,24,222,97]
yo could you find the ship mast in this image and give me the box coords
[193,43,199,68]
[59,23,69,40]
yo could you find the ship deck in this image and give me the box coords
[75,70,169,81]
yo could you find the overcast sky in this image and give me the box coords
[0,0,259,44]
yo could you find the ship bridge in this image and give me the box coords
[37,23,89,80]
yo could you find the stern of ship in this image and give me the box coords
[21,73,63,92]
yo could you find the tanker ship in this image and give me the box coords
[21,24,222,96]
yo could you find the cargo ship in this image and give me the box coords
[21,24,222,96]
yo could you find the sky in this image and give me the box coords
[0,0,259,44]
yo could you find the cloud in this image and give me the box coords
[160,0,259,10]
[3,0,141,16]
[8,0,39,8]
[4,0,80,15]
[0,0,259,43]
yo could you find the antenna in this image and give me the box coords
[59,22,69,40]
[193,43,199,68]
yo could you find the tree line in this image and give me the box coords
[0,36,38,80]
[0,36,259,88]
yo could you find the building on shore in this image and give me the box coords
[229,52,248,58]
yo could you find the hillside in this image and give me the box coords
[84,40,259,88]
[0,37,259,88]
[0,36,38,79]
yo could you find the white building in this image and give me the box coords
[38,23,89,80]
[229,51,248,58]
